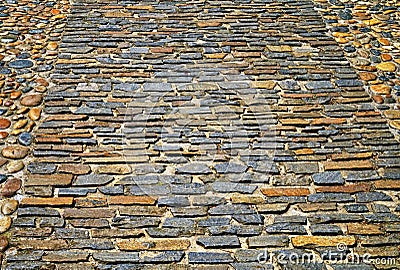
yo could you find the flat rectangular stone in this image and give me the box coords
[12,240,68,250]
[119,206,166,216]
[25,174,73,187]
[64,208,115,219]
[261,187,310,197]
[284,162,319,174]
[93,252,139,263]
[42,251,89,262]
[73,174,114,186]
[324,160,373,170]
[247,236,289,248]
[347,224,383,235]
[292,236,356,247]
[20,197,74,207]
[108,196,156,205]
[188,252,234,264]
[91,228,144,238]
[117,239,190,251]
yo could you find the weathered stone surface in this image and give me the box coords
[96,165,132,175]
[261,188,310,197]
[108,196,156,205]
[247,236,289,248]
[93,252,139,263]
[1,178,22,197]
[292,236,356,247]
[3,0,400,268]
[20,197,74,207]
[42,251,89,262]
[2,146,29,159]
[0,236,8,252]
[376,62,396,72]
[25,174,73,186]
[176,163,211,174]
[73,175,114,186]
[197,236,240,248]
[0,216,12,233]
[118,239,190,251]
[9,60,33,69]
[312,171,344,185]
[20,94,43,106]
[188,252,234,264]
[64,208,115,219]
[0,118,11,129]
[347,224,383,235]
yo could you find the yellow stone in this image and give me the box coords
[52,14,66,20]
[0,216,11,234]
[204,53,227,59]
[126,5,154,11]
[267,45,292,52]
[347,224,383,235]
[96,165,132,175]
[292,236,356,247]
[363,18,381,26]
[280,119,310,125]
[6,161,24,173]
[376,62,397,72]
[378,38,390,46]
[230,195,264,204]
[28,108,42,121]
[370,84,390,94]
[118,239,191,251]
[332,32,352,38]
[336,37,348,44]
[13,119,28,129]
[251,81,276,89]
[384,110,400,119]
[389,120,400,130]
[104,12,131,18]
[47,42,58,50]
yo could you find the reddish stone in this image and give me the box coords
[0,118,11,129]
[372,95,384,104]
[261,187,310,197]
[0,236,8,252]
[20,94,43,107]
[0,132,8,139]
[108,195,156,205]
[1,178,22,197]
[316,183,371,194]
[20,197,74,206]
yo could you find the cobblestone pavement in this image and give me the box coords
[1,0,400,269]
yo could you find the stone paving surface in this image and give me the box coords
[1,0,400,269]
[315,0,400,130]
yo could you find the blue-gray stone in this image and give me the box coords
[93,252,140,263]
[312,171,344,185]
[344,204,369,213]
[0,174,8,184]
[27,163,56,174]
[9,59,33,69]
[189,252,234,264]
[141,251,184,263]
[308,193,354,203]
[197,236,240,248]
[18,132,32,146]
[74,175,114,186]
[356,192,393,202]
[214,162,247,174]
